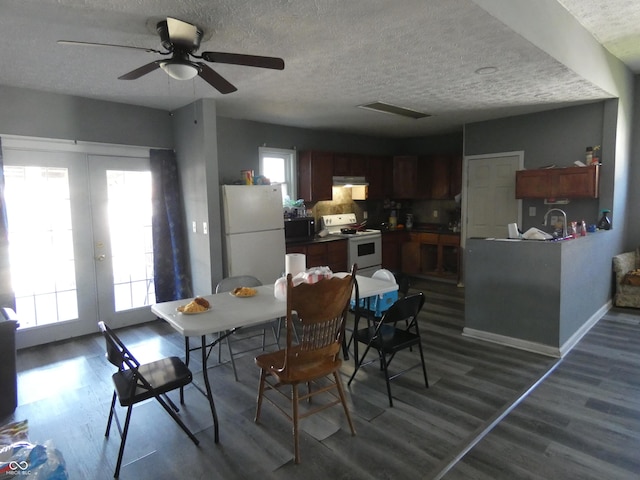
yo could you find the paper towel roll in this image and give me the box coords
[285,253,306,277]
[508,223,520,239]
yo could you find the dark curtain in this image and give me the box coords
[150,149,192,302]
[0,138,15,310]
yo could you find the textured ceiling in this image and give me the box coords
[0,0,638,138]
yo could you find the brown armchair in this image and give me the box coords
[613,249,640,308]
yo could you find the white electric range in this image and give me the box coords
[321,213,382,276]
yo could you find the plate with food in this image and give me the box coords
[230,286,258,298]
[177,297,210,314]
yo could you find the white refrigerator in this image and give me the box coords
[221,185,286,285]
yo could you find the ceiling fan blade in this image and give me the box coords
[196,63,237,94]
[166,17,199,48]
[201,51,285,70]
[119,61,162,80]
[58,40,165,55]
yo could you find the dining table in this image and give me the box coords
[150,273,399,443]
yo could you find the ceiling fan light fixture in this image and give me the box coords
[160,60,198,80]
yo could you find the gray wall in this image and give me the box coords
[399,132,463,155]
[172,99,224,294]
[465,102,607,230]
[0,85,172,148]
[627,75,640,249]
[215,117,401,185]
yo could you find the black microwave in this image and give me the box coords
[284,217,315,241]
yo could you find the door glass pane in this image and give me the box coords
[106,170,155,311]
[4,166,78,328]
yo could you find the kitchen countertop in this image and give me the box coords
[381,227,460,235]
[285,235,347,247]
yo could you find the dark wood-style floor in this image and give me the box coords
[4,279,640,479]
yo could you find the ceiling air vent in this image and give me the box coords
[358,102,430,119]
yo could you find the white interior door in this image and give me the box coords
[463,152,523,242]
[3,139,153,348]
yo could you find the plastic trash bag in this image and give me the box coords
[274,267,334,300]
[0,420,68,480]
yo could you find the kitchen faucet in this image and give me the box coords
[543,208,568,238]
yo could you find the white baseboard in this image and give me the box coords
[462,301,611,358]
[462,328,561,357]
[558,301,611,356]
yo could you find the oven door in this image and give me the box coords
[348,235,382,276]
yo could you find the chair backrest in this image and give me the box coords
[216,275,262,293]
[98,321,141,372]
[380,292,425,331]
[280,265,356,371]
[393,272,411,298]
[372,269,396,284]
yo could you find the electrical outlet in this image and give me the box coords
[551,215,558,225]
[529,206,536,216]
[203,222,208,235]
[433,210,439,218]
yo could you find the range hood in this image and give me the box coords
[332,176,369,187]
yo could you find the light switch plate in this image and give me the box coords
[529,206,536,216]
[203,222,208,235]
[192,221,197,233]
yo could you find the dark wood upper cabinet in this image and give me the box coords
[333,154,367,177]
[367,155,393,199]
[298,151,334,202]
[515,164,599,199]
[416,154,461,199]
[393,156,418,199]
[449,155,463,198]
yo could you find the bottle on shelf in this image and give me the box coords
[389,210,397,230]
[585,147,593,165]
[597,209,612,230]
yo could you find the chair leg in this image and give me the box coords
[333,371,356,435]
[114,406,133,478]
[380,353,394,407]
[417,341,429,388]
[226,334,239,381]
[255,369,267,423]
[271,319,282,348]
[292,384,300,464]
[163,393,180,412]
[105,391,117,437]
[155,395,200,446]
[348,342,372,386]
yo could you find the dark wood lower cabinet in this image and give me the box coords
[286,239,347,273]
[382,231,408,272]
[401,232,460,282]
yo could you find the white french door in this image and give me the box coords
[3,138,154,348]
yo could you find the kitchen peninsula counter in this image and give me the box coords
[464,233,613,357]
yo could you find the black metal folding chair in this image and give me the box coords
[347,293,428,407]
[98,321,199,478]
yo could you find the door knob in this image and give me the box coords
[96,254,106,261]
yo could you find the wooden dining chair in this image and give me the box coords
[254,265,357,464]
[98,321,199,478]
